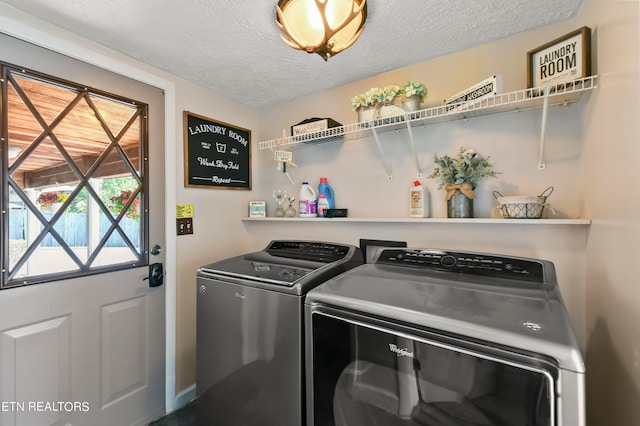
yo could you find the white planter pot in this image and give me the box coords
[401,95,422,112]
[357,103,405,123]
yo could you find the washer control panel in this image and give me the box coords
[376,249,545,283]
[266,240,351,263]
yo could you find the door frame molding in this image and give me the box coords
[0,4,179,413]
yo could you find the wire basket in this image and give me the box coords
[493,187,554,219]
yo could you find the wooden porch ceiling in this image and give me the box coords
[6,73,143,189]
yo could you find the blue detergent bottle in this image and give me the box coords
[317,177,335,217]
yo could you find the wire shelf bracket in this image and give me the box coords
[537,86,551,170]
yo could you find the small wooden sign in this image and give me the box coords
[527,27,591,90]
[183,111,251,189]
[248,201,266,217]
[444,75,503,112]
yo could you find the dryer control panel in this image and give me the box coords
[375,248,545,283]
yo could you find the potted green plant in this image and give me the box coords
[400,81,428,112]
[428,147,500,218]
[351,81,428,121]
[351,85,402,122]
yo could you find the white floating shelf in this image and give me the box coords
[242,217,591,225]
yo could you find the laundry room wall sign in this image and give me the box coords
[183,111,251,189]
[526,26,591,91]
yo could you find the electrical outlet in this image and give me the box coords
[177,218,193,235]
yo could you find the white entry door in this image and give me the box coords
[0,33,166,426]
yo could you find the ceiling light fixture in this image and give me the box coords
[276,0,367,61]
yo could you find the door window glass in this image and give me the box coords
[2,65,148,288]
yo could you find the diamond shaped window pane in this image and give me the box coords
[9,203,80,279]
[12,74,79,125]
[11,243,80,278]
[53,96,113,175]
[92,229,141,267]
[90,94,138,140]
[12,136,79,195]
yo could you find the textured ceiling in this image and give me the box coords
[0,0,584,109]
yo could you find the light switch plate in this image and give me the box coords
[177,217,193,235]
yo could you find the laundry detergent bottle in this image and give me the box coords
[317,177,335,217]
[410,180,429,217]
[317,194,329,217]
[298,182,318,217]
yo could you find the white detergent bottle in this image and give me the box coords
[298,182,318,217]
[317,194,330,218]
[410,180,429,217]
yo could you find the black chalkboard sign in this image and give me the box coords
[183,111,251,189]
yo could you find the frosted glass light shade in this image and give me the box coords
[276,0,367,61]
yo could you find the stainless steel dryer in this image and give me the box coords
[196,240,362,426]
[305,247,585,426]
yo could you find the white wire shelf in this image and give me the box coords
[257,76,598,150]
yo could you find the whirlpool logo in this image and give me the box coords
[389,343,414,358]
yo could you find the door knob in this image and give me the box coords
[146,263,164,287]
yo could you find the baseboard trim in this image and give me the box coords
[174,384,196,409]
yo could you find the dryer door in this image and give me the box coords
[308,310,558,426]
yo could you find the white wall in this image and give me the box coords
[578,0,640,425]
[173,77,259,391]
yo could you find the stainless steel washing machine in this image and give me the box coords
[196,240,362,426]
[305,247,585,426]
